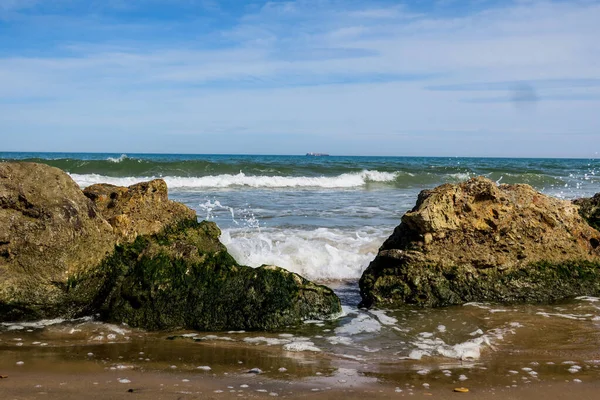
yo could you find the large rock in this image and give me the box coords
[89,220,341,331]
[359,177,600,308]
[0,162,115,320]
[83,180,196,243]
[0,162,341,329]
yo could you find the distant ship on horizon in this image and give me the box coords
[306,152,330,156]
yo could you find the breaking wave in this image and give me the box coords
[70,170,399,189]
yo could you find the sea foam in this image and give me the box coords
[70,170,398,189]
[221,227,386,280]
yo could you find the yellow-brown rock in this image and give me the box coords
[83,180,196,244]
[360,177,600,308]
[0,162,115,319]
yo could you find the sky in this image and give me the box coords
[0,0,599,157]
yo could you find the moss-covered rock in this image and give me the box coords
[87,219,341,331]
[360,177,600,308]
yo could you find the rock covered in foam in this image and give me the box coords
[359,177,600,308]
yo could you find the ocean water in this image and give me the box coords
[2,152,600,378]
[2,152,599,281]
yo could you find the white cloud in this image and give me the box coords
[0,0,599,155]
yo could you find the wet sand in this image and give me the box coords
[3,294,600,400]
[2,368,600,400]
[2,335,600,400]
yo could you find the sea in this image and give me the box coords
[2,152,600,389]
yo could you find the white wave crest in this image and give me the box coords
[70,170,398,189]
[107,154,128,163]
[220,227,387,280]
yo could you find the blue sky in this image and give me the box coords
[0,0,599,157]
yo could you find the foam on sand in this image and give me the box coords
[334,314,382,335]
[407,322,522,361]
[282,341,322,352]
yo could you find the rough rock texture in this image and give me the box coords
[88,219,341,331]
[360,177,600,308]
[83,180,196,244]
[574,194,600,232]
[0,163,115,320]
[1,162,341,329]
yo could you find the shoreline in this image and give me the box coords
[3,327,600,400]
[2,367,599,400]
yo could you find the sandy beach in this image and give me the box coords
[2,367,600,400]
[2,322,600,400]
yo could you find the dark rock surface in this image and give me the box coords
[360,177,600,308]
[93,220,340,331]
[574,193,600,232]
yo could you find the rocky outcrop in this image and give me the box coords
[83,180,196,244]
[360,177,600,308]
[0,162,341,329]
[91,220,340,331]
[574,194,600,232]
[0,162,116,320]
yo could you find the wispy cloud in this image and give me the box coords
[428,79,600,92]
[0,0,599,156]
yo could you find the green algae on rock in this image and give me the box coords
[92,219,341,331]
[574,193,600,233]
[359,177,600,308]
[0,162,341,329]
